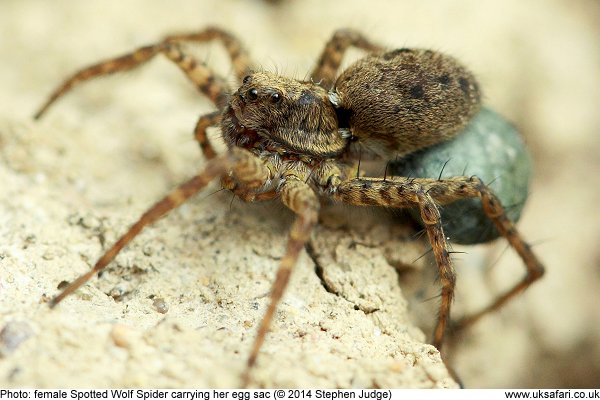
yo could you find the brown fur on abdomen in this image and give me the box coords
[333,49,481,157]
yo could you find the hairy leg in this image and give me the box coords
[34,27,251,119]
[334,175,545,346]
[164,26,254,81]
[242,178,319,387]
[333,177,455,349]
[310,29,384,88]
[194,111,221,160]
[49,147,270,307]
[412,176,545,331]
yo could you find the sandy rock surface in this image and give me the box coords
[1,0,599,388]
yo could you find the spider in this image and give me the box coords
[34,27,544,385]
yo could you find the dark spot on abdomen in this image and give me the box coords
[410,84,425,99]
[437,74,451,86]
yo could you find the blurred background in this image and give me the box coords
[1,0,599,388]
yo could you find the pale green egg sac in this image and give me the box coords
[390,107,532,245]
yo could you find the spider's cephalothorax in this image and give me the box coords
[221,71,346,158]
[34,27,544,386]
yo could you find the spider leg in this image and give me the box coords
[163,26,254,81]
[333,177,455,349]
[159,44,231,159]
[34,27,252,119]
[34,39,232,119]
[310,29,384,88]
[49,147,270,308]
[33,30,247,159]
[242,178,319,387]
[194,111,221,160]
[334,175,545,347]
[411,176,545,332]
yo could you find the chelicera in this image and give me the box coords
[34,27,544,385]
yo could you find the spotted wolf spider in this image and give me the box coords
[35,27,544,384]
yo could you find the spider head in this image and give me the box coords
[222,72,349,158]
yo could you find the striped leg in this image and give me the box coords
[333,178,455,348]
[310,29,383,88]
[163,26,253,81]
[333,176,545,348]
[32,28,250,158]
[193,110,222,160]
[49,147,270,308]
[160,44,231,159]
[242,179,319,387]
[34,27,252,119]
[34,41,232,119]
[412,176,545,332]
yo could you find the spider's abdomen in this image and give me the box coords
[332,49,481,157]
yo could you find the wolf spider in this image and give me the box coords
[35,27,544,385]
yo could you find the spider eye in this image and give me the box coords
[242,75,252,84]
[270,92,281,103]
[247,88,258,100]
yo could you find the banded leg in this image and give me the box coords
[333,178,455,348]
[34,27,252,119]
[412,176,545,331]
[163,44,230,159]
[310,29,384,88]
[164,27,253,80]
[242,179,320,386]
[334,176,545,346]
[194,111,221,160]
[49,147,270,307]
